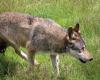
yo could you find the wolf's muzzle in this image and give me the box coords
[79,57,93,63]
[79,58,86,63]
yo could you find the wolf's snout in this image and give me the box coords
[79,57,93,63]
[79,58,86,63]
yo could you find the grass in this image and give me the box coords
[0,0,100,80]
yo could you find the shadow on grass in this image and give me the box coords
[0,54,17,77]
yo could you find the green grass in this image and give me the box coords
[0,0,100,80]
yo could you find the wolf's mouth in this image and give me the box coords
[79,58,86,63]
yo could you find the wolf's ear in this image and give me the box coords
[74,23,80,33]
[68,27,73,38]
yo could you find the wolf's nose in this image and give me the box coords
[89,58,93,61]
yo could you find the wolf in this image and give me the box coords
[0,12,93,76]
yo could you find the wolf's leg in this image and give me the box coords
[50,53,60,76]
[27,49,39,66]
[0,32,28,60]
[26,41,39,66]
[0,39,7,54]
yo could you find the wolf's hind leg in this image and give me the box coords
[0,39,7,54]
[0,32,28,60]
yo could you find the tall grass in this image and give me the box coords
[0,0,100,80]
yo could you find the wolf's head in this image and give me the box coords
[66,23,93,63]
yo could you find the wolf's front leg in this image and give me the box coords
[26,41,39,66]
[27,50,39,66]
[50,53,60,76]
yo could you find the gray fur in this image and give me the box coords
[0,12,93,76]
[0,12,67,53]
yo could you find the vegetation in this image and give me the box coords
[0,0,100,80]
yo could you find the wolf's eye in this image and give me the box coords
[72,37,76,40]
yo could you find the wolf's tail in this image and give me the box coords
[0,40,7,54]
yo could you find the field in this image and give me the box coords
[0,0,100,80]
